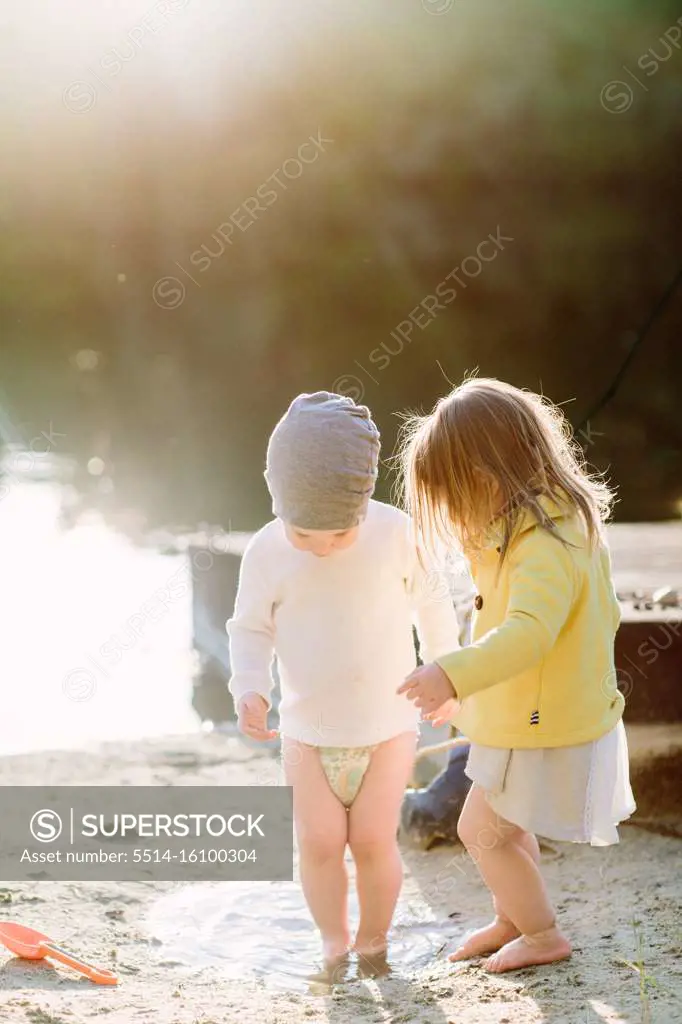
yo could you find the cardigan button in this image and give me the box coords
[474,594,483,610]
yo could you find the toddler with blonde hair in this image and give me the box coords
[398,377,635,973]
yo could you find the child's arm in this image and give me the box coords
[226,539,277,716]
[602,543,622,634]
[436,528,576,700]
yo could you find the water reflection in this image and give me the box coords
[144,879,457,993]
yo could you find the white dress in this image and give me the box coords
[465,720,636,846]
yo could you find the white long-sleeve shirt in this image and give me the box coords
[226,500,460,747]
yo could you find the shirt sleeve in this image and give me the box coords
[435,528,577,700]
[601,543,622,634]
[226,538,277,708]
[407,535,462,667]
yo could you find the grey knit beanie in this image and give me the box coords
[265,392,381,530]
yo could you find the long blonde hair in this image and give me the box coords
[398,377,614,560]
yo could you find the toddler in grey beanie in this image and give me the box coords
[265,392,381,530]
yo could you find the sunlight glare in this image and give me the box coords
[0,483,199,755]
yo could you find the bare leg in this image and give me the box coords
[450,786,571,972]
[451,830,541,961]
[281,736,350,961]
[348,731,417,958]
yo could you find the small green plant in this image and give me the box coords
[25,1009,68,1024]
[615,919,660,1024]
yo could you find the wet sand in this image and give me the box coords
[1,730,680,1024]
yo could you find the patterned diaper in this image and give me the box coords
[318,745,377,808]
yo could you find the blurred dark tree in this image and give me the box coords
[0,0,681,530]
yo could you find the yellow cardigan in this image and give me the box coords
[437,500,625,749]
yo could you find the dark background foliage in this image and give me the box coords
[1,0,681,530]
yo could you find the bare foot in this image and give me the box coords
[308,952,350,989]
[449,917,520,961]
[357,950,391,979]
[353,933,387,960]
[484,928,572,973]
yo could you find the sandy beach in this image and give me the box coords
[0,728,680,1024]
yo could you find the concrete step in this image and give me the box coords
[625,722,682,830]
[625,722,682,761]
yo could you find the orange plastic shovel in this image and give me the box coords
[0,922,118,985]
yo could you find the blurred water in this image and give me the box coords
[144,877,457,991]
[0,481,200,755]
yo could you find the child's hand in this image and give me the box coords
[423,697,463,728]
[237,693,278,741]
[397,662,457,718]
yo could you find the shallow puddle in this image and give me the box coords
[144,878,459,992]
